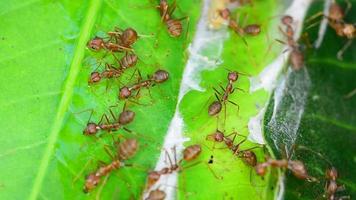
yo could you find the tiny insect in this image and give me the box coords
[255,157,316,181]
[119,69,169,99]
[278,15,305,70]
[206,129,259,167]
[88,54,138,85]
[83,107,135,136]
[156,0,188,37]
[307,1,355,60]
[145,145,202,190]
[83,139,139,193]
[208,71,246,126]
[219,8,261,37]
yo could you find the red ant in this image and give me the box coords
[87,27,138,52]
[307,0,355,60]
[219,8,261,38]
[83,138,139,193]
[277,15,305,71]
[119,69,169,99]
[208,71,246,126]
[156,0,188,37]
[82,106,135,136]
[324,167,350,200]
[88,54,138,85]
[206,129,260,167]
[145,144,202,190]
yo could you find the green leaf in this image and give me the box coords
[264,0,356,199]
[0,0,201,199]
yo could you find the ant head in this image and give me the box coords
[281,15,293,26]
[206,130,224,142]
[153,70,169,83]
[289,160,309,180]
[228,71,239,82]
[87,37,104,51]
[326,167,338,180]
[218,8,230,20]
[88,72,101,84]
[208,101,222,116]
[255,163,267,176]
[83,123,97,135]
[119,87,131,99]
[83,173,100,193]
[329,3,344,21]
[118,110,135,125]
[183,144,202,162]
[122,28,138,47]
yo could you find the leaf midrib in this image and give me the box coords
[28,0,103,199]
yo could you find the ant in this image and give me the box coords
[156,0,188,37]
[307,1,354,60]
[88,53,138,85]
[206,129,259,167]
[119,69,169,99]
[83,138,139,193]
[87,27,138,52]
[255,157,316,182]
[219,8,261,38]
[83,106,135,136]
[146,144,202,190]
[208,71,245,125]
[277,15,305,71]
[145,188,166,200]
[324,167,350,200]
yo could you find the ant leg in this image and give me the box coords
[206,163,223,180]
[213,87,222,96]
[228,100,240,113]
[344,87,356,99]
[305,12,324,26]
[344,0,352,16]
[109,108,117,122]
[96,174,110,200]
[337,39,353,60]
[99,113,111,125]
[169,0,177,16]
[104,144,115,160]
[72,159,93,186]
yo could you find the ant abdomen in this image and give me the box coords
[183,144,202,161]
[290,49,304,70]
[119,110,135,125]
[208,101,222,116]
[146,189,166,200]
[243,24,261,36]
[166,19,183,37]
[118,139,138,160]
[120,53,138,69]
[240,150,257,167]
[121,28,138,47]
[153,70,169,83]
